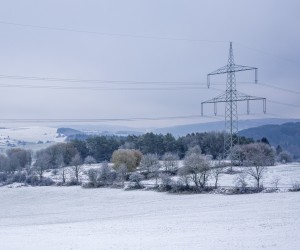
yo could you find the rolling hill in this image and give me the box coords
[240,122,300,158]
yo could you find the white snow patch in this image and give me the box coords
[0,187,299,249]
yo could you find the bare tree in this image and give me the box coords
[235,172,248,190]
[159,173,173,190]
[55,153,66,183]
[70,153,83,184]
[241,143,275,189]
[181,152,211,189]
[116,164,128,186]
[278,151,293,163]
[162,152,179,174]
[97,161,116,185]
[271,175,281,189]
[34,150,51,179]
[178,166,190,188]
[88,168,98,187]
[139,153,160,178]
[129,172,144,188]
[212,160,225,188]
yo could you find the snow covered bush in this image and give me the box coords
[181,151,211,189]
[290,181,300,192]
[159,173,173,191]
[128,172,144,188]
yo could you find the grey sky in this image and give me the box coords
[0,0,299,128]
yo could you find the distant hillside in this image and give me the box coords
[240,122,300,158]
[154,118,300,137]
[57,128,84,137]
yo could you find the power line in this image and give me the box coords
[0,74,227,91]
[260,83,300,96]
[0,20,228,44]
[1,20,298,66]
[0,83,226,92]
[235,42,300,65]
[267,100,300,109]
[0,74,203,85]
[0,114,224,124]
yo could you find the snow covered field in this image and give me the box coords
[0,186,299,250]
[0,126,65,143]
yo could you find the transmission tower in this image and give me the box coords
[201,42,266,159]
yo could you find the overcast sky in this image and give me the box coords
[0,0,299,128]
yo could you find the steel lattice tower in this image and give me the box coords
[201,42,266,159]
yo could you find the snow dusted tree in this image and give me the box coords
[34,149,51,179]
[97,161,116,186]
[70,153,83,184]
[181,150,211,189]
[88,168,98,187]
[278,151,293,163]
[6,148,32,170]
[235,172,248,190]
[84,155,97,165]
[241,143,275,189]
[116,163,128,186]
[129,172,144,188]
[162,152,179,174]
[271,175,281,189]
[186,145,202,156]
[55,153,66,183]
[139,153,160,177]
[159,173,173,190]
[0,154,10,173]
[212,158,226,188]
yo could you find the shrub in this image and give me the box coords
[39,177,55,186]
[10,172,27,183]
[87,169,98,187]
[0,172,8,182]
[159,173,173,191]
[289,181,300,192]
[25,175,40,186]
[128,172,144,188]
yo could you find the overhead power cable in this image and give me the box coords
[260,83,300,96]
[1,21,298,65]
[0,20,227,43]
[267,100,300,109]
[0,114,224,124]
[0,74,210,85]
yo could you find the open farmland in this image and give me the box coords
[0,186,299,250]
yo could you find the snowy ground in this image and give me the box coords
[0,186,299,250]
[0,126,66,153]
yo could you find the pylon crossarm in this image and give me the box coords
[208,65,228,76]
[208,65,257,76]
[232,65,257,73]
[201,93,227,104]
[235,91,266,101]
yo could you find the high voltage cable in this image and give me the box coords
[0,20,227,43]
[260,83,300,96]
[0,83,224,92]
[0,114,224,123]
[267,100,300,109]
[210,81,300,96]
[0,74,298,95]
[235,42,300,65]
[0,21,298,65]
[0,74,209,85]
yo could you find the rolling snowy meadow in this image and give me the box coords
[0,186,300,250]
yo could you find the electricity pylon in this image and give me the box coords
[201,42,266,159]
